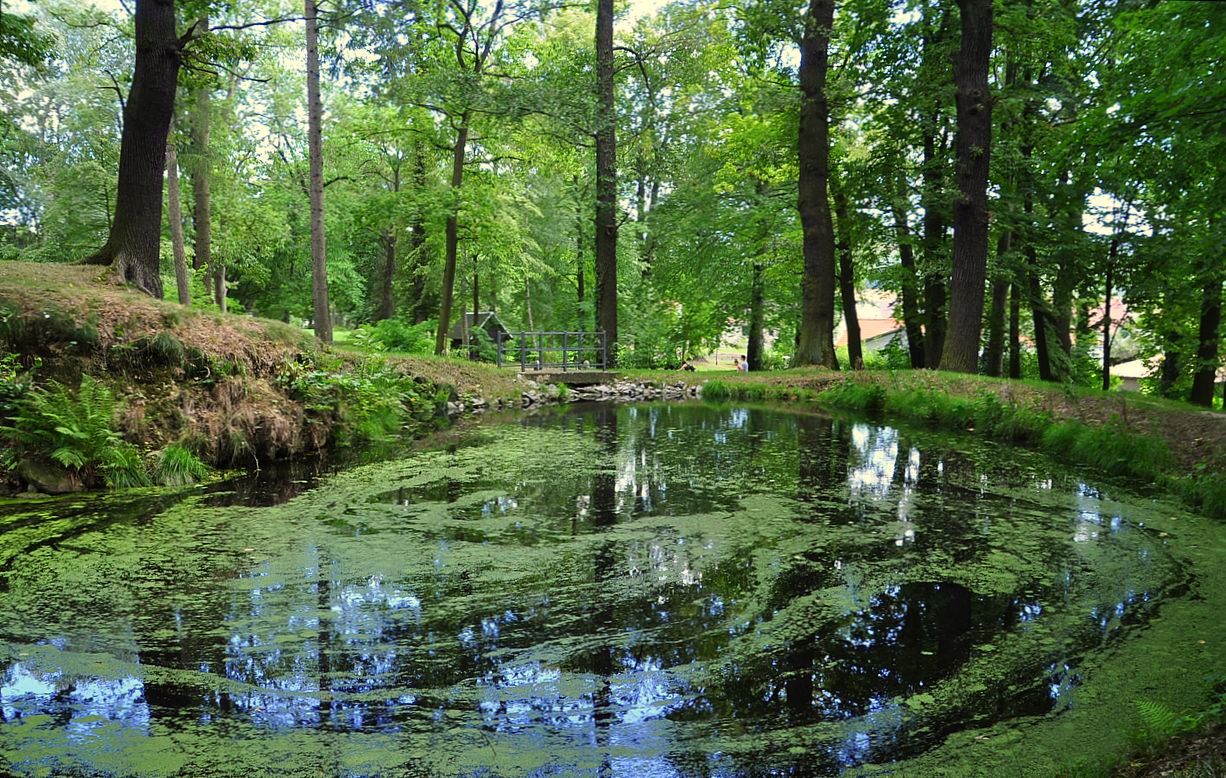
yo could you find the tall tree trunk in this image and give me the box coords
[409,142,430,323]
[191,56,211,280]
[595,0,619,362]
[195,71,224,312]
[921,126,947,367]
[306,0,332,343]
[984,232,1011,377]
[83,0,181,299]
[793,0,838,369]
[1159,347,1181,399]
[576,183,587,331]
[834,186,862,369]
[1190,271,1223,407]
[748,262,765,371]
[1101,238,1117,391]
[375,163,401,322]
[471,267,480,360]
[435,119,469,354]
[1008,280,1021,378]
[166,130,190,306]
[890,198,926,368]
[378,230,396,321]
[939,0,993,373]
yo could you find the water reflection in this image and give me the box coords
[0,403,1189,776]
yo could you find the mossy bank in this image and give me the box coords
[620,368,1226,521]
[0,261,451,493]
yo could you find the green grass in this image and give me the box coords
[152,444,210,487]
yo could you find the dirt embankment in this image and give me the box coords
[0,262,446,487]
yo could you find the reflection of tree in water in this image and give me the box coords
[0,404,1181,776]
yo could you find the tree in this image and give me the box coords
[938,0,993,373]
[792,0,838,368]
[84,0,200,298]
[306,0,332,342]
[594,0,618,361]
[165,122,191,305]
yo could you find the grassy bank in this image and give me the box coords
[679,369,1226,519]
[0,261,451,492]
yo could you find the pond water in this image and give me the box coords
[1,403,1224,777]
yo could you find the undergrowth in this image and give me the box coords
[276,353,446,446]
[0,376,148,488]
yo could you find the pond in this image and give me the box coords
[2,403,1225,776]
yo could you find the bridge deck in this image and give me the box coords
[520,370,615,386]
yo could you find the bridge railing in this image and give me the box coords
[497,331,608,371]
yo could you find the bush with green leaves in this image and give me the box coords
[277,354,441,445]
[0,375,148,488]
[350,318,438,355]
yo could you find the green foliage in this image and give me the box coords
[1134,699,1183,743]
[0,351,33,420]
[0,375,148,488]
[277,354,442,446]
[351,318,437,355]
[153,444,210,487]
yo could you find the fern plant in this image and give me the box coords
[0,376,149,488]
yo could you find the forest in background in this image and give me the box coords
[0,0,1222,404]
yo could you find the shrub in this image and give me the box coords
[351,318,437,355]
[153,444,210,486]
[277,355,443,446]
[0,376,148,488]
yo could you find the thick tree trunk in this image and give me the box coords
[793,0,838,369]
[306,0,332,342]
[166,133,190,306]
[834,186,861,369]
[985,232,1011,377]
[890,198,926,368]
[1008,280,1021,378]
[594,0,618,362]
[1190,272,1223,407]
[748,262,765,371]
[84,0,181,299]
[435,120,469,355]
[409,142,430,324]
[939,0,993,373]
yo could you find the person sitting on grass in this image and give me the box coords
[739,355,749,372]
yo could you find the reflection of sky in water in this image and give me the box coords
[2,660,150,738]
[0,404,1189,775]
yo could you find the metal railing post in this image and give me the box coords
[562,331,569,371]
[519,331,525,371]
